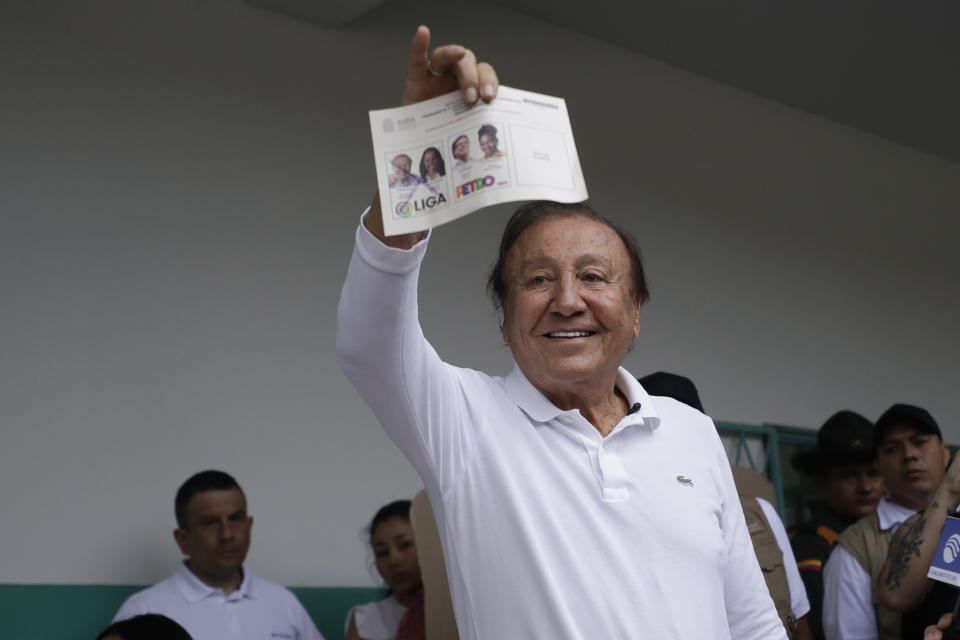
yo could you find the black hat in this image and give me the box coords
[638,372,704,413]
[791,410,875,474]
[874,403,941,446]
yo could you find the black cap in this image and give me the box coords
[874,403,941,447]
[638,372,704,413]
[791,410,875,474]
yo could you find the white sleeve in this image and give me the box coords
[335,211,484,496]
[717,449,788,639]
[822,545,877,640]
[757,497,811,618]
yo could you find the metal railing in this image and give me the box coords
[715,421,817,522]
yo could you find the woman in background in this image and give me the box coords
[346,500,425,640]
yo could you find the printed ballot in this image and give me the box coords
[370,86,588,236]
[928,516,960,587]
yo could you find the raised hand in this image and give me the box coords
[400,25,498,107]
[366,26,499,247]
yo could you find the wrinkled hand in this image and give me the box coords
[365,26,499,248]
[924,612,952,639]
[400,25,498,106]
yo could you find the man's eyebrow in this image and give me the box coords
[515,254,615,272]
[574,253,615,268]
[515,257,555,271]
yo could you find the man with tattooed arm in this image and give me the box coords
[875,406,958,638]
[821,404,948,640]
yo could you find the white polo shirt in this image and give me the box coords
[336,213,785,640]
[113,562,324,640]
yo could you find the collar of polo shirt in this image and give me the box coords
[175,561,257,603]
[505,364,661,431]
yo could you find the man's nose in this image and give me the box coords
[551,275,586,315]
[218,520,235,540]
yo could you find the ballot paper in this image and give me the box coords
[370,86,588,236]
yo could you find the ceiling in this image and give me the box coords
[248,0,960,165]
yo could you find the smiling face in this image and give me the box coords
[173,488,252,589]
[423,149,440,176]
[479,133,497,157]
[875,425,949,510]
[372,516,422,597]
[501,215,640,400]
[391,156,412,181]
[453,136,470,161]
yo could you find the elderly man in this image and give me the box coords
[388,154,419,187]
[113,470,323,640]
[822,404,949,640]
[789,410,884,640]
[336,26,784,639]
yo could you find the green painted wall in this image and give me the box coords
[0,584,384,640]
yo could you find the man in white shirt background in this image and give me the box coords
[113,470,324,640]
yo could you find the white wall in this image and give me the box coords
[1,0,957,586]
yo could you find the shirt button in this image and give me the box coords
[600,446,607,455]
[561,416,572,424]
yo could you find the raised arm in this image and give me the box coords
[879,451,960,611]
[365,26,499,249]
[336,28,501,494]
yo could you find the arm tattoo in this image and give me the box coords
[885,510,927,590]
[932,501,953,517]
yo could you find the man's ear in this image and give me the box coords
[632,301,641,339]
[173,528,190,556]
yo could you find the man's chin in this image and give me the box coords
[903,477,937,493]
[209,565,243,581]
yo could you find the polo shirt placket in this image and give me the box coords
[557,410,648,503]
[224,590,244,634]
[176,565,253,635]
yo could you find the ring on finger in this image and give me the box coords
[426,58,443,77]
